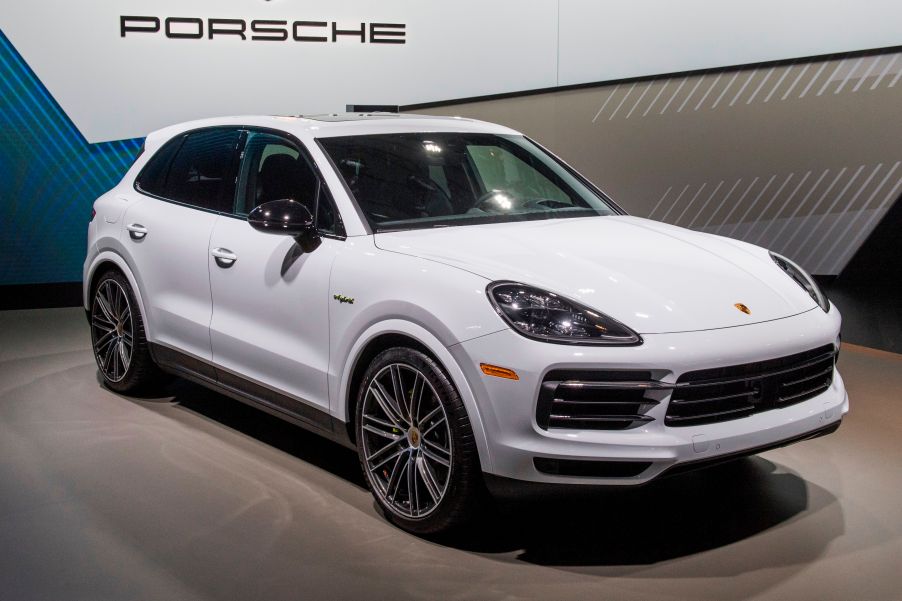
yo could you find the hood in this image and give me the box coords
[374,216,817,334]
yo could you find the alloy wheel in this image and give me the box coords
[361,363,453,519]
[91,279,134,383]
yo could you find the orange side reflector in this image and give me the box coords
[480,363,519,380]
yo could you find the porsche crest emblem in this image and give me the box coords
[734,303,751,315]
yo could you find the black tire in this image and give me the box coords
[90,269,165,394]
[355,347,483,535]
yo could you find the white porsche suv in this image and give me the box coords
[85,113,847,534]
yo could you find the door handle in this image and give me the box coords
[126,223,148,240]
[211,247,238,268]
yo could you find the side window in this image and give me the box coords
[135,137,182,197]
[164,129,241,212]
[236,131,338,234]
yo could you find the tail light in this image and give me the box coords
[90,208,96,222]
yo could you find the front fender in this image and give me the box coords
[333,319,494,474]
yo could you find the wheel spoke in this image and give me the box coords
[418,404,442,428]
[370,445,407,472]
[389,365,408,423]
[407,454,419,515]
[94,329,115,350]
[96,290,116,324]
[386,453,407,501]
[422,440,451,468]
[118,340,130,371]
[362,422,402,442]
[92,315,115,331]
[371,380,407,427]
[365,429,404,461]
[421,415,447,438]
[409,373,425,425]
[417,456,441,503]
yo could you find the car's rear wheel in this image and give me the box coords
[356,347,483,534]
[90,270,164,394]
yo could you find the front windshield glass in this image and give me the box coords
[318,132,618,232]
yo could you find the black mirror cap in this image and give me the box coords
[248,199,320,250]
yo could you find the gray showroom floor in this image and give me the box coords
[1,308,901,601]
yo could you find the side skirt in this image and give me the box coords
[149,342,355,450]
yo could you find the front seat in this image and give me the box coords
[256,154,318,215]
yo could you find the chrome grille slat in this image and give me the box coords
[669,390,755,405]
[779,381,831,403]
[665,405,756,423]
[780,365,834,388]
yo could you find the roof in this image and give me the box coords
[144,113,521,143]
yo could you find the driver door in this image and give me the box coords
[207,130,342,428]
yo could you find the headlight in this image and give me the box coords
[770,252,829,312]
[486,281,641,345]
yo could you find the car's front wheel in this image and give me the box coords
[356,347,483,534]
[90,270,164,394]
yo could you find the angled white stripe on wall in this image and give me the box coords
[852,55,880,92]
[702,178,743,229]
[647,185,673,219]
[753,170,811,245]
[889,62,902,87]
[834,56,865,94]
[729,70,758,106]
[782,63,810,100]
[716,177,761,234]
[806,163,883,265]
[745,173,796,243]
[728,174,777,237]
[608,82,636,120]
[643,79,670,117]
[746,67,775,104]
[816,58,847,96]
[781,167,849,256]
[659,183,692,223]
[771,168,830,247]
[799,61,829,98]
[625,80,654,119]
[687,180,726,228]
[871,54,899,89]
[591,84,619,123]
[764,63,794,102]
[712,71,740,108]
[694,72,721,110]
[677,75,705,112]
[816,161,900,273]
[793,165,864,262]
[672,182,709,225]
[659,77,687,114]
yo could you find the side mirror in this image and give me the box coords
[248,199,320,252]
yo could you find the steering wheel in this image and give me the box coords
[521,198,572,210]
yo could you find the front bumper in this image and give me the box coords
[451,306,847,485]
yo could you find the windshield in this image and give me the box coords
[318,133,619,232]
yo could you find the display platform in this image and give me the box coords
[1,307,900,601]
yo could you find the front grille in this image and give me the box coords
[536,369,660,430]
[535,345,837,431]
[665,344,836,427]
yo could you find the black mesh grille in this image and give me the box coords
[665,344,836,427]
[537,370,657,430]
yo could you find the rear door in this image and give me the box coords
[123,127,243,363]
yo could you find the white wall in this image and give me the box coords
[1,0,900,142]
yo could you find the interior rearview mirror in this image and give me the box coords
[248,199,321,252]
